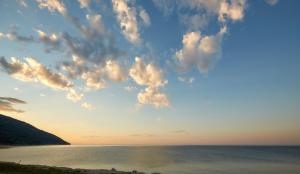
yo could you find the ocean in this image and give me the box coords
[0,145,299,174]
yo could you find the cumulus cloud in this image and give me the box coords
[78,0,90,8]
[0,97,26,113]
[61,56,126,90]
[35,29,61,53]
[0,56,85,102]
[32,0,126,97]
[112,0,141,44]
[36,0,92,39]
[86,14,106,34]
[61,27,123,64]
[129,57,167,87]
[176,26,227,73]
[66,89,83,102]
[81,68,106,90]
[153,0,247,26]
[36,0,66,15]
[0,57,36,81]
[81,102,94,110]
[218,0,246,22]
[139,8,151,27]
[137,86,170,108]
[1,29,62,53]
[0,56,73,90]
[104,60,127,82]
[152,0,245,76]
[130,57,169,108]
[2,0,251,109]
[177,0,246,22]
[51,10,123,64]
[0,31,34,43]
[61,55,87,79]
[36,0,122,64]
[25,58,73,90]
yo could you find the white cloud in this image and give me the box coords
[218,0,246,22]
[2,0,252,110]
[66,89,83,102]
[0,57,35,81]
[177,0,246,22]
[137,86,170,108]
[1,29,60,53]
[0,31,34,42]
[81,70,106,90]
[153,0,247,24]
[86,14,106,34]
[139,8,151,27]
[36,29,58,42]
[112,0,141,44]
[36,0,66,15]
[35,29,61,52]
[129,57,169,108]
[0,57,73,90]
[176,26,227,73]
[104,60,127,82]
[129,57,167,87]
[152,0,246,77]
[62,56,126,90]
[152,0,245,75]
[61,55,86,79]
[0,56,77,103]
[28,58,73,90]
[78,0,90,8]
[81,102,94,110]
[61,23,123,64]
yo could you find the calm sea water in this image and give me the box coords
[0,145,300,174]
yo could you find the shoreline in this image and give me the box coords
[0,161,153,174]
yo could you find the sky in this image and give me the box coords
[0,0,300,145]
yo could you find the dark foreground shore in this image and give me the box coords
[0,161,155,174]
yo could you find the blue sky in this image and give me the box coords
[0,0,299,145]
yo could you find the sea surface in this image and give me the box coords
[0,145,300,174]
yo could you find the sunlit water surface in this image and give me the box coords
[0,145,300,174]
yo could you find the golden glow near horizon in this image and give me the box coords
[7,108,299,145]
